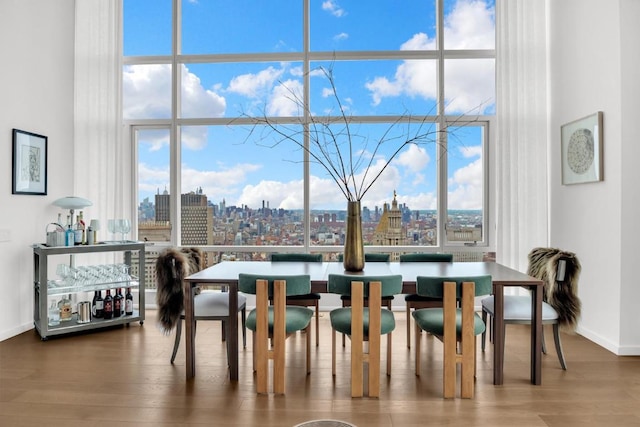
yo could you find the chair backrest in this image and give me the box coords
[238,273,311,297]
[400,253,453,263]
[155,247,204,333]
[328,274,402,297]
[271,253,322,262]
[527,247,581,330]
[416,275,492,298]
[337,253,390,262]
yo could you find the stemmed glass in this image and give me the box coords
[107,219,117,242]
[119,219,131,242]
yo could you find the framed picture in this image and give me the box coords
[12,129,48,195]
[561,112,603,185]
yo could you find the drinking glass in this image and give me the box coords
[119,219,131,242]
[107,219,117,241]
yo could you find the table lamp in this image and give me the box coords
[89,219,101,243]
[52,196,93,226]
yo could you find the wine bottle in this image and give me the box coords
[74,211,86,245]
[92,290,104,318]
[125,287,134,315]
[103,289,113,319]
[113,288,123,318]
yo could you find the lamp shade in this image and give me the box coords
[52,196,93,210]
[89,219,101,231]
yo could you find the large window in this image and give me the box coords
[123,0,495,259]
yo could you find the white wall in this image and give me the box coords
[548,0,640,354]
[0,0,75,340]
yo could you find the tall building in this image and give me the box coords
[373,191,407,260]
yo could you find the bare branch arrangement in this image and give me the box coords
[243,65,477,202]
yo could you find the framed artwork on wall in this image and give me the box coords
[561,111,603,185]
[12,128,48,195]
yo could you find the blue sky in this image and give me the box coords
[124,0,495,211]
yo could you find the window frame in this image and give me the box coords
[123,0,496,257]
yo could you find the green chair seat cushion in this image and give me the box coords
[245,306,314,333]
[412,308,486,336]
[329,307,396,336]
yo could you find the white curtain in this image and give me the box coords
[74,0,128,232]
[495,0,549,271]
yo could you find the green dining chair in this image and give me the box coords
[238,273,314,395]
[400,253,454,349]
[328,273,403,397]
[270,253,323,347]
[413,275,491,399]
[337,253,393,346]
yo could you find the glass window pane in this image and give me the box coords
[123,64,172,120]
[444,58,495,115]
[180,0,302,54]
[446,123,485,244]
[180,125,304,246]
[311,60,438,117]
[180,62,303,119]
[123,0,173,56]
[443,0,495,50]
[136,127,172,243]
[309,122,439,247]
[311,0,436,51]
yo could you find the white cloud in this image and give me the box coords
[394,144,431,173]
[365,0,495,113]
[448,158,483,209]
[138,163,169,194]
[123,64,226,121]
[322,0,346,17]
[458,145,482,158]
[183,162,263,202]
[445,0,495,49]
[334,32,349,41]
[227,66,285,98]
[267,79,304,116]
[123,64,172,119]
[181,70,226,120]
[237,179,304,210]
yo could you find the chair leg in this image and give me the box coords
[481,309,487,352]
[406,303,411,349]
[306,324,311,374]
[170,319,182,364]
[542,327,547,354]
[171,319,196,364]
[315,301,320,347]
[332,328,336,376]
[241,307,247,349]
[553,323,567,370]
[387,332,392,376]
[414,321,421,377]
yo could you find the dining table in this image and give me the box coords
[183,260,544,385]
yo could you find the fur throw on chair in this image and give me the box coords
[527,247,582,331]
[155,247,204,334]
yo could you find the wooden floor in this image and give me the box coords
[1,311,639,426]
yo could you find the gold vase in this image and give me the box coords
[343,200,365,272]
